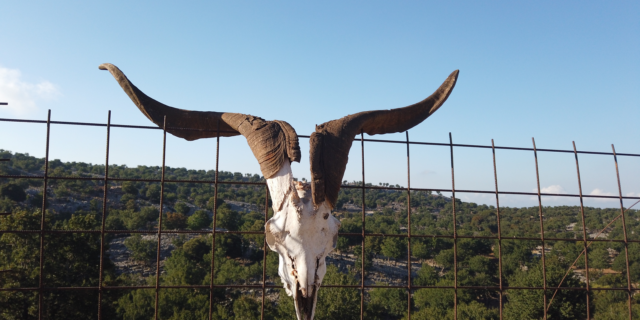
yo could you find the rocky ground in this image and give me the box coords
[107,229,426,289]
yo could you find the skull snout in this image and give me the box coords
[295,253,320,299]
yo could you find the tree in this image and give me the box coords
[232,296,261,319]
[366,285,407,319]
[124,234,157,263]
[0,183,26,202]
[412,240,430,262]
[146,184,161,202]
[456,301,499,320]
[354,243,374,272]
[413,280,455,317]
[612,242,640,281]
[381,237,404,265]
[188,210,212,230]
[0,210,119,320]
[121,181,138,195]
[277,265,361,320]
[174,202,190,215]
[336,237,349,256]
[164,212,187,230]
[120,193,136,203]
[216,204,241,231]
[124,199,138,211]
[414,265,438,286]
[207,197,226,211]
[435,248,455,270]
[504,257,586,320]
[588,246,610,269]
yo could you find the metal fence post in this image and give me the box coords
[97,111,111,319]
[449,132,458,320]
[532,138,548,320]
[154,116,168,320]
[611,144,633,320]
[572,141,591,319]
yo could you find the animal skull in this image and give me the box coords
[99,63,458,320]
[265,162,340,319]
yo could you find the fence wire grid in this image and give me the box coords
[0,110,639,320]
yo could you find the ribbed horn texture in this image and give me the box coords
[309,70,459,209]
[100,63,300,179]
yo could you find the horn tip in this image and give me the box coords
[98,63,114,71]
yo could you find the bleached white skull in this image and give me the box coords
[265,162,340,319]
[100,63,458,320]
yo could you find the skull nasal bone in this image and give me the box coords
[296,255,316,298]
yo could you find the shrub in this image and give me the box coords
[187,210,212,230]
[124,234,156,263]
[146,185,161,202]
[174,202,190,215]
[121,181,138,195]
[164,212,187,230]
[0,183,26,202]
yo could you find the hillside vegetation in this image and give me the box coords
[1,149,639,319]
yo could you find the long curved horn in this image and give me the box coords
[99,63,300,178]
[309,70,459,209]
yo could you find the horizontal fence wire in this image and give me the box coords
[0,175,638,200]
[0,113,638,320]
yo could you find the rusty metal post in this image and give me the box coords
[209,120,221,320]
[449,133,458,320]
[154,116,168,320]
[406,131,412,319]
[360,130,366,320]
[491,139,504,319]
[97,111,111,319]
[572,142,591,319]
[611,145,633,320]
[261,186,269,320]
[532,138,548,320]
[38,110,51,320]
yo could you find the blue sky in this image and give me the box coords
[1,1,638,208]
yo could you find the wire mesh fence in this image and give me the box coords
[1,110,639,319]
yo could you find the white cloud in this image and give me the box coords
[589,188,615,197]
[540,185,567,194]
[0,66,61,115]
[526,185,573,205]
[587,188,618,203]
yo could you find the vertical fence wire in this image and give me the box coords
[154,116,168,320]
[261,186,269,320]
[360,130,366,320]
[97,111,111,319]
[491,139,504,320]
[37,110,51,320]
[405,131,412,319]
[572,141,591,319]
[532,138,548,320]
[611,145,633,320]
[448,132,458,320]
[209,120,221,320]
